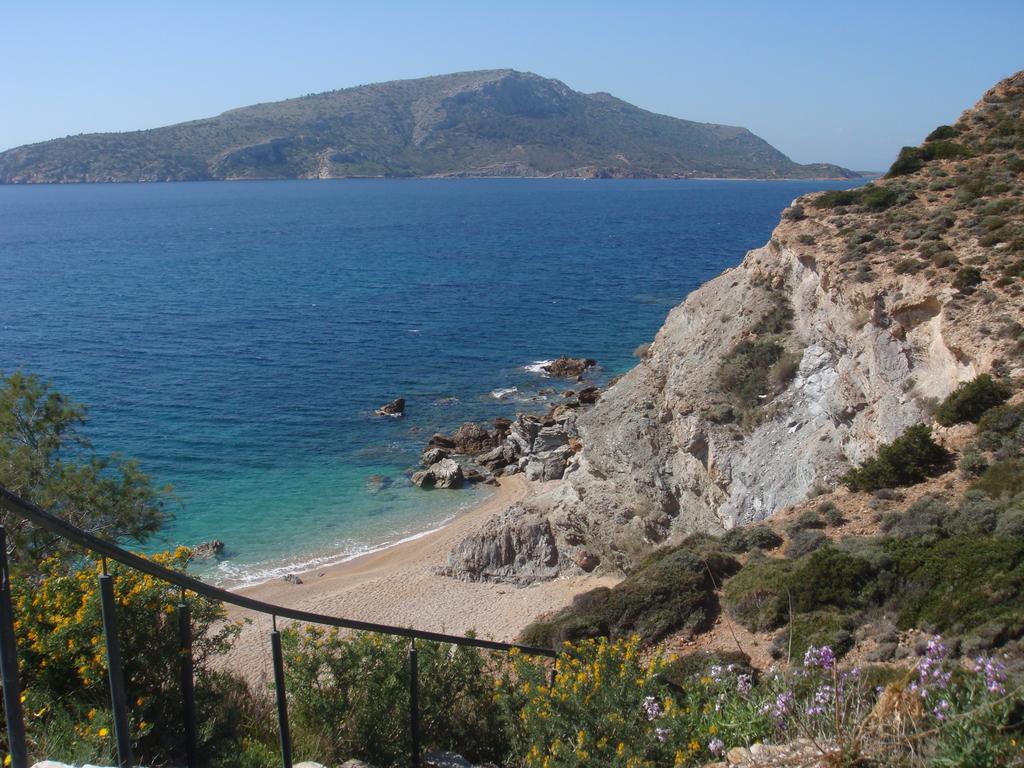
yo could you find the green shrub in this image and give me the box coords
[520,545,739,649]
[953,266,984,293]
[811,188,863,209]
[818,502,845,527]
[788,509,825,533]
[971,458,1024,498]
[881,536,1024,636]
[945,490,1001,535]
[785,529,828,559]
[995,502,1024,537]
[926,125,959,142]
[860,185,900,211]
[797,233,816,245]
[717,337,799,425]
[959,449,989,476]
[841,425,951,492]
[661,649,753,687]
[934,374,1011,426]
[887,146,926,177]
[887,141,972,177]
[883,495,949,540]
[281,628,506,767]
[720,524,783,554]
[783,204,806,221]
[924,140,973,160]
[723,548,875,632]
[770,610,856,662]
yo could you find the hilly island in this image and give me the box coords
[0,69,860,183]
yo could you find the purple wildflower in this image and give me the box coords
[803,645,836,670]
[655,727,670,743]
[972,655,1007,695]
[643,696,662,721]
[737,673,753,695]
[708,738,725,755]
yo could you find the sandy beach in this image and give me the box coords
[220,475,618,683]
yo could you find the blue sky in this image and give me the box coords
[2,0,1020,170]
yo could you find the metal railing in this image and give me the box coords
[0,484,557,768]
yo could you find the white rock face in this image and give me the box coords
[447,214,1015,582]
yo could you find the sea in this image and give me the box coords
[0,178,863,585]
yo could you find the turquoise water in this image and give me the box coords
[0,178,862,584]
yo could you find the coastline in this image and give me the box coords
[219,474,618,683]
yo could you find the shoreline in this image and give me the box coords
[219,474,618,683]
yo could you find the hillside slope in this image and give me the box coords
[0,69,857,183]
[447,70,1024,583]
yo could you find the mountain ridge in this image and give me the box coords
[0,69,859,183]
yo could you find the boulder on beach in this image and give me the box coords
[411,458,464,489]
[374,397,406,417]
[577,386,601,404]
[541,356,597,378]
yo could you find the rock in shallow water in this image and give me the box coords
[542,356,597,378]
[190,539,225,559]
[374,397,406,417]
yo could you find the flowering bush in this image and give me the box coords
[499,637,1024,768]
[500,637,774,768]
[281,627,506,767]
[8,549,246,764]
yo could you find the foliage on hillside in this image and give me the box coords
[520,542,738,649]
[787,70,1024,339]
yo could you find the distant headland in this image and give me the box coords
[0,69,861,184]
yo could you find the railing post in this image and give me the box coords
[177,599,198,768]
[270,618,292,768]
[0,528,28,768]
[409,639,420,768]
[99,566,134,767]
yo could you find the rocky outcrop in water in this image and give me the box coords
[191,540,225,559]
[542,356,597,379]
[375,398,405,417]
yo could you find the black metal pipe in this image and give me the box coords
[177,602,198,768]
[99,573,134,767]
[0,485,556,659]
[0,528,28,768]
[409,639,420,768]
[271,627,293,768]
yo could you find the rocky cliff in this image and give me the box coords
[447,71,1024,583]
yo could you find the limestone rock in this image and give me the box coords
[421,447,450,466]
[412,458,464,489]
[443,504,561,583]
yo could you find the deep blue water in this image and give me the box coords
[0,178,861,583]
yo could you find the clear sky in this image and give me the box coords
[2,0,1021,170]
